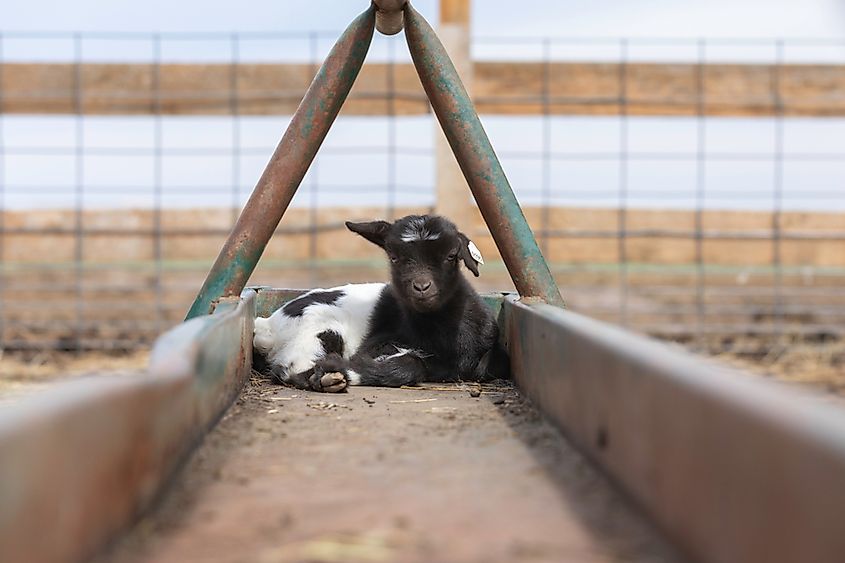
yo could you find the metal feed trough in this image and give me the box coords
[2,3,845,562]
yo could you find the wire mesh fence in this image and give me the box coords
[0,31,844,352]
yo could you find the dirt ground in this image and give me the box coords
[702,337,845,394]
[0,349,150,404]
[103,378,684,563]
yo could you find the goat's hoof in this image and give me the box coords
[318,371,348,393]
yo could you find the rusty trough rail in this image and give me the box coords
[0,292,255,563]
[504,296,845,563]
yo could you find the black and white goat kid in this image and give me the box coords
[253,215,510,392]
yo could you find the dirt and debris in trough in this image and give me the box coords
[105,377,685,563]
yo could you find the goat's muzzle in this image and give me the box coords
[408,277,440,311]
[412,279,432,296]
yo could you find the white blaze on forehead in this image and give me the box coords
[400,217,441,242]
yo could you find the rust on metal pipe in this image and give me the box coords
[403,4,564,307]
[186,7,376,319]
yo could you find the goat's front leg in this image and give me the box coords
[296,353,349,393]
[263,359,349,393]
[310,348,429,390]
[347,350,429,387]
[471,341,511,382]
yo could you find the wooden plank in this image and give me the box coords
[441,0,471,25]
[2,61,845,116]
[0,291,255,563]
[4,206,843,268]
[504,296,845,563]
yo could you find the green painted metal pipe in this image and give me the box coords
[403,4,564,307]
[186,7,376,319]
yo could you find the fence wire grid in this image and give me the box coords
[0,31,844,352]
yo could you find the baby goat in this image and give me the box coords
[253,214,510,393]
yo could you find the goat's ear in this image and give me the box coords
[457,232,481,277]
[345,220,391,248]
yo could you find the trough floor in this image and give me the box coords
[107,379,684,563]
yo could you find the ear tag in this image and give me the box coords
[467,240,484,265]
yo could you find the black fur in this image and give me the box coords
[317,330,345,356]
[283,353,348,392]
[281,290,343,317]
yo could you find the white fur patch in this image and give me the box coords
[254,283,385,381]
[400,217,440,242]
[253,316,274,354]
[346,369,362,385]
[374,347,411,362]
[375,346,431,361]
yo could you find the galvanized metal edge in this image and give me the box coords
[504,295,845,563]
[252,286,308,318]
[0,291,256,563]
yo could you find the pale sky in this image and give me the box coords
[1,0,844,37]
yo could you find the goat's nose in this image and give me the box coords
[413,280,432,295]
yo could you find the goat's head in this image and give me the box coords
[345,215,482,312]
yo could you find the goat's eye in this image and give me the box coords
[446,252,458,262]
[388,254,399,263]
